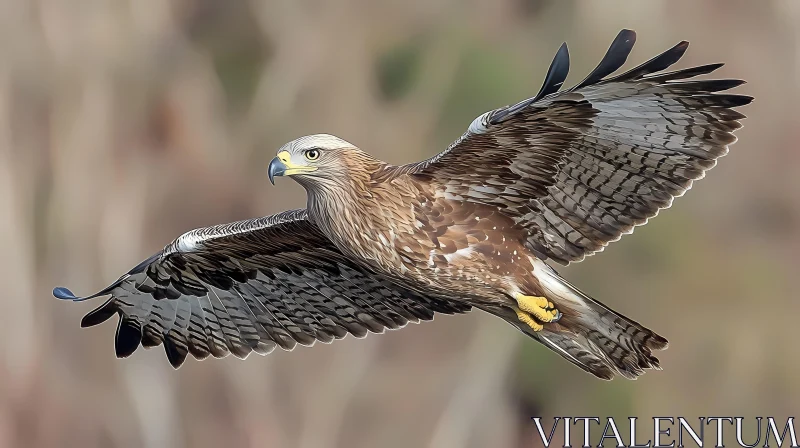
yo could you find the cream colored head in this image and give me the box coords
[268,134,371,187]
[283,134,355,153]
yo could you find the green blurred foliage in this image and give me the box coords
[376,38,425,102]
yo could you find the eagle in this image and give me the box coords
[54,30,751,380]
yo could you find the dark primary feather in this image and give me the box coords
[535,42,571,100]
[491,42,571,124]
[55,210,470,367]
[604,39,689,82]
[409,29,752,265]
[570,29,636,91]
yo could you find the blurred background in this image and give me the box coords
[0,0,797,447]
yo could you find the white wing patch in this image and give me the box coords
[444,246,474,263]
[174,230,204,253]
[467,112,491,135]
[167,210,307,256]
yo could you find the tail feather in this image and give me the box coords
[495,261,667,380]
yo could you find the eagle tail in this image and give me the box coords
[499,262,668,380]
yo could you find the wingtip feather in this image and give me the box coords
[80,299,118,328]
[53,287,77,300]
[54,281,121,302]
[532,42,570,102]
[571,28,637,91]
[164,338,188,369]
[605,38,690,83]
[115,319,143,358]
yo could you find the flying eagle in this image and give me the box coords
[55,30,751,380]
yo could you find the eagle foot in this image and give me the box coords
[514,294,561,332]
[515,308,544,332]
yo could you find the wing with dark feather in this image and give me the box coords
[408,29,752,264]
[54,209,470,367]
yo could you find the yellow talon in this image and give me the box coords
[515,307,543,332]
[515,294,561,323]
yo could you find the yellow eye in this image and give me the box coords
[304,149,320,161]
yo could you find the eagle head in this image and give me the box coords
[269,134,367,186]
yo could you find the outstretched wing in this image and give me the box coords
[408,29,752,264]
[54,209,470,368]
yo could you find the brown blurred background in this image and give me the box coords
[0,0,797,447]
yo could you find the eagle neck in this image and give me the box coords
[305,163,395,263]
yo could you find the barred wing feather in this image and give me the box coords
[409,29,752,264]
[54,209,470,367]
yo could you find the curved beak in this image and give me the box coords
[268,157,286,185]
[268,151,318,185]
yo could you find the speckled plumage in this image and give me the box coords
[56,30,751,379]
